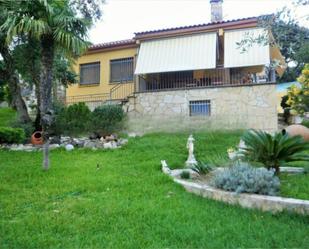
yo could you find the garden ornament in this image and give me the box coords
[185,135,198,168]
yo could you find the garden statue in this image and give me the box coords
[185,135,198,168]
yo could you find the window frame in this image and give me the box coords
[79,61,101,86]
[109,57,134,84]
[189,100,211,116]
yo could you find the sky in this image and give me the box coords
[89,0,309,44]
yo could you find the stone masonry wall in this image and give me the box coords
[125,84,278,132]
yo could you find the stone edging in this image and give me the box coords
[161,161,309,215]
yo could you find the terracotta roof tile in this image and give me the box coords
[88,39,136,50]
[134,16,264,36]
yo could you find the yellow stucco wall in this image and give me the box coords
[67,47,137,99]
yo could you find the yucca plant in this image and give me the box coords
[239,129,309,174]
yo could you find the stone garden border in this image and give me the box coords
[161,161,309,215]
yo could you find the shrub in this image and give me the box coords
[211,162,280,196]
[64,102,91,135]
[0,127,25,144]
[91,104,125,136]
[301,119,309,128]
[10,119,35,139]
[192,162,213,175]
[239,129,309,174]
[51,102,91,136]
[180,171,190,179]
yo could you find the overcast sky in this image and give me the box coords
[89,0,309,44]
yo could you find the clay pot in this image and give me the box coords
[31,131,43,145]
[283,125,309,141]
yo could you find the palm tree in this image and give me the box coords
[1,0,91,170]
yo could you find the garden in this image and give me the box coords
[1,106,309,248]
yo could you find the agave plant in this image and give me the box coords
[239,129,309,174]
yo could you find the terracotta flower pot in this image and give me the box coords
[31,131,43,145]
[283,125,309,141]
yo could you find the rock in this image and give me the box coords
[65,144,74,151]
[84,141,96,149]
[72,138,87,147]
[49,144,60,150]
[94,141,105,149]
[117,138,128,146]
[61,136,71,144]
[161,160,199,179]
[105,134,117,142]
[23,144,37,152]
[103,141,118,149]
[89,133,100,140]
[10,144,24,151]
[49,136,61,144]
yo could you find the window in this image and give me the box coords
[110,57,134,83]
[80,62,100,85]
[189,100,211,116]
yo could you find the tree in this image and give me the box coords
[0,13,31,124]
[1,0,95,170]
[13,40,78,130]
[238,2,309,82]
[287,64,309,116]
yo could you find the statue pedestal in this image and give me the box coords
[185,155,198,168]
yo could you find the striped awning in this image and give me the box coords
[224,27,270,68]
[135,33,217,74]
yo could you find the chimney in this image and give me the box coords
[210,0,223,22]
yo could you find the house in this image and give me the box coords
[67,0,286,132]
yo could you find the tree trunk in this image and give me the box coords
[34,81,42,131]
[0,45,31,124]
[40,36,54,171]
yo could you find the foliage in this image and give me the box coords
[287,64,309,116]
[0,107,16,126]
[0,0,98,169]
[180,171,190,179]
[301,119,309,128]
[51,102,91,136]
[281,95,291,123]
[192,162,213,175]
[0,126,25,144]
[239,129,309,173]
[10,119,34,139]
[211,162,280,196]
[91,104,125,136]
[0,131,309,247]
[240,3,309,82]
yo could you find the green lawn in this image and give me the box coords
[0,131,309,248]
[0,107,16,126]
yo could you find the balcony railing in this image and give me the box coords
[137,67,276,92]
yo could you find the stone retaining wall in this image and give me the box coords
[125,84,278,132]
[174,178,309,215]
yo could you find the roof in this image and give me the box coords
[87,15,271,52]
[88,39,136,52]
[134,16,261,37]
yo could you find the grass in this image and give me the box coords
[0,131,309,248]
[280,173,309,200]
[0,107,16,126]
